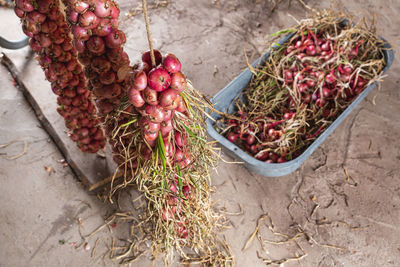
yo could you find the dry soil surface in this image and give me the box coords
[1,0,400,266]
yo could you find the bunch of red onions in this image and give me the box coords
[61,0,132,166]
[127,49,192,238]
[14,0,106,153]
[61,0,128,115]
[220,20,385,163]
[60,0,192,237]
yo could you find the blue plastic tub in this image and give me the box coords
[206,34,394,177]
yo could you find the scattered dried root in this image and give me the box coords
[244,210,358,265]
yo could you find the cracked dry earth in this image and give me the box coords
[1,0,400,266]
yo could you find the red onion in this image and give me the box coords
[93,19,113,36]
[145,105,165,123]
[306,45,316,56]
[24,20,40,35]
[160,119,173,137]
[163,53,181,74]
[91,56,111,73]
[128,87,145,108]
[73,1,89,14]
[148,67,171,92]
[72,25,90,40]
[41,21,58,34]
[47,6,59,20]
[143,86,159,105]
[297,83,308,93]
[283,112,295,120]
[99,70,115,85]
[73,39,86,53]
[159,89,180,110]
[69,76,80,86]
[62,41,73,51]
[37,0,55,14]
[105,30,126,48]
[86,36,106,55]
[247,134,255,145]
[94,0,113,18]
[144,131,158,143]
[255,151,268,161]
[27,11,47,24]
[133,70,148,91]
[16,0,34,12]
[137,61,151,74]
[325,73,336,84]
[175,131,186,147]
[142,49,162,66]
[163,138,175,158]
[163,109,174,121]
[306,79,316,87]
[140,117,160,134]
[316,98,326,108]
[79,10,99,29]
[48,44,62,57]
[174,148,184,162]
[66,8,79,24]
[110,3,120,19]
[284,70,293,84]
[321,41,330,51]
[170,71,187,92]
[295,40,302,48]
[22,25,35,38]
[322,87,331,98]
[297,53,306,60]
[176,97,186,113]
[14,7,25,18]
[303,39,313,46]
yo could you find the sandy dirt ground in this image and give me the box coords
[0,0,400,266]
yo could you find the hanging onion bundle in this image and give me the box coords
[14,0,106,153]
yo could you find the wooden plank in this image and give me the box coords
[1,50,115,187]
